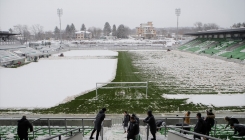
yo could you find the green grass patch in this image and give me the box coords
[31,52,211,114]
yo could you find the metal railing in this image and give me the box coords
[144,116,220,140]
[43,128,82,140]
[30,117,107,140]
[145,124,222,140]
[169,127,221,140]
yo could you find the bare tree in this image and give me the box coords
[194,22,203,31]
[203,23,219,31]
[13,24,31,40]
[45,31,54,40]
[88,27,102,39]
[31,24,44,40]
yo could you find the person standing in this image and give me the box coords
[184,111,191,125]
[17,116,33,140]
[90,108,106,140]
[205,110,215,140]
[143,110,156,140]
[127,117,139,140]
[194,113,206,140]
[123,111,130,133]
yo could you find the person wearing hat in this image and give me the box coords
[143,110,156,140]
[17,116,33,140]
[231,123,245,136]
[224,116,239,129]
[90,108,106,140]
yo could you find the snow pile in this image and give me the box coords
[163,94,245,107]
[0,50,118,108]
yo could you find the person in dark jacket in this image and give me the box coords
[17,116,33,140]
[132,114,140,124]
[194,113,206,139]
[225,116,239,129]
[90,108,106,140]
[205,110,215,140]
[231,124,245,136]
[127,116,140,140]
[143,110,156,140]
[123,111,130,133]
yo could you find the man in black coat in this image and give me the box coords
[205,110,215,140]
[231,124,245,136]
[194,113,206,140]
[143,110,156,140]
[127,116,140,140]
[225,116,239,129]
[17,116,33,140]
[90,108,106,140]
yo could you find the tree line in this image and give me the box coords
[63,22,132,39]
[9,21,244,41]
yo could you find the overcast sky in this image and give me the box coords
[0,0,244,31]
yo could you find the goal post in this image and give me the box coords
[95,82,148,100]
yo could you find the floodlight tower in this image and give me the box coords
[57,8,63,44]
[175,8,181,42]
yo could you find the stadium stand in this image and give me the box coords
[0,50,25,66]
[17,47,44,57]
[0,117,244,140]
[179,28,245,60]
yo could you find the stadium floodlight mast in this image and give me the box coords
[57,8,63,44]
[175,8,181,43]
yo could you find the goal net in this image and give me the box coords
[95,82,148,100]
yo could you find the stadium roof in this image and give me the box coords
[184,28,245,36]
[0,31,20,37]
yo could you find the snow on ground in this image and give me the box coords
[0,50,117,108]
[131,50,245,94]
[163,94,245,107]
[130,50,245,106]
[83,125,167,140]
[52,50,118,57]
[241,49,245,52]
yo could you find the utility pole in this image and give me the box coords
[175,8,181,43]
[57,8,63,44]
